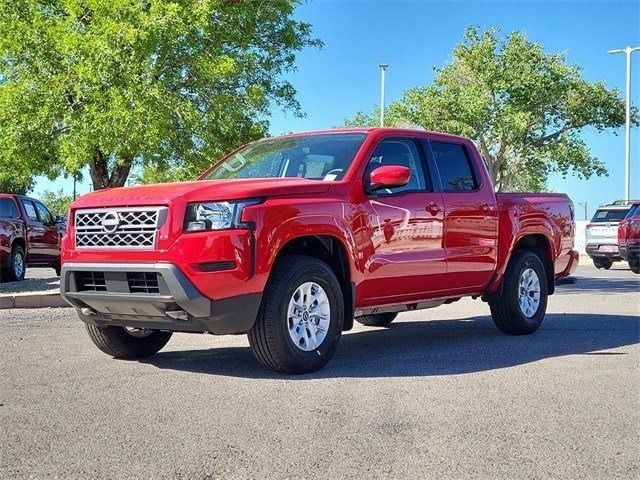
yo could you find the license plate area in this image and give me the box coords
[599,245,618,253]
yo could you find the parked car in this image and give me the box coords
[55,215,68,235]
[0,194,62,281]
[60,128,578,374]
[585,203,633,269]
[618,201,640,274]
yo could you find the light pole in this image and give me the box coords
[379,63,388,127]
[578,202,588,221]
[608,46,640,203]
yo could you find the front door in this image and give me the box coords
[356,138,447,306]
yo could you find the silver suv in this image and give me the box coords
[585,203,632,269]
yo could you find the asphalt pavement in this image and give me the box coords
[1,263,638,479]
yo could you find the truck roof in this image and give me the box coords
[269,127,471,143]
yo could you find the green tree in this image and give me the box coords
[344,27,630,191]
[0,175,34,195]
[0,0,320,190]
[41,189,74,216]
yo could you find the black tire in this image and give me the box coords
[630,263,640,274]
[489,250,548,335]
[54,260,61,277]
[85,323,172,359]
[7,245,26,281]
[248,255,344,374]
[593,258,613,270]
[355,312,398,327]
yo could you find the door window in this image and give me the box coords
[21,199,39,221]
[430,142,479,192]
[34,202,54,224]
[364,139,427,194]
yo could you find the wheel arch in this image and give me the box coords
[274,234,354,331]
[12,237,26,253]
[512,233,555,295]
[484,232,555,302]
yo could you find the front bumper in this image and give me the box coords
[60,263,261,334]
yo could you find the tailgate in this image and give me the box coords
[586,223,618,243]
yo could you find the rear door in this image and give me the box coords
[19,198,44,262]
[423,139,498,292]
[19,198,60,263]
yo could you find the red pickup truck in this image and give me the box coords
[1,194,61,281]
[60,128,578,373]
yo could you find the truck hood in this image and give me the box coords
[71,178,332,208]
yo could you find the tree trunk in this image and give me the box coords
[89,150,132,190]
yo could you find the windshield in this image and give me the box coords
[201,133,367,181]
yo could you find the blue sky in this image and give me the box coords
[35,0,640,219]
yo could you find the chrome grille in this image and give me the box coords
[75,207,168,249]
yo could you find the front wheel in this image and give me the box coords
[85,323,173,359]
[490,250,548,335]
[630,262,640,274]
[248,255,344,374]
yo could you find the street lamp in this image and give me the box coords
[608,46,640,203]
[379,63,388,127]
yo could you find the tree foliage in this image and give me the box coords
[344,27,631,191]
[0,0,320,190]
[41,188,74,216]
[0,175,34,195]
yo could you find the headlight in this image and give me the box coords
[184,199,260,232]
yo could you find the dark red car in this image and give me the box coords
[618,201,640,274]
[0,194,62,281]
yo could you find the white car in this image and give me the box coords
[585,203,632,269]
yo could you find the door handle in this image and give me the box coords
[481,203,492,213]
[426,202,440,216]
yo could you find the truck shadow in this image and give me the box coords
[555,275,640,294]
[140,313,640,379]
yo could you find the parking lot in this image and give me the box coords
[1,263,638,479]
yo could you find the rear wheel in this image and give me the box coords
[630,262,640,274]
[85,323,173,359]
[6,246,26,281]
[355,312,398,327]
[490,250,548,335]
[248,255,344,374]
[593,258,613,270]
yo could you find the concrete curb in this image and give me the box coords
[0,293,70,310]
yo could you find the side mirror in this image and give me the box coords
[368,165,411,191]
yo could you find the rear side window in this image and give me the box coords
[430,142,479,192]
[20,199,39,221]
[0,198,20,218]
[591,208,630,222]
